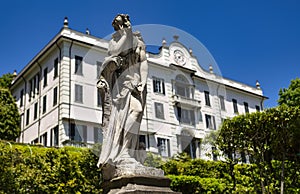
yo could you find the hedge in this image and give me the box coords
[162,155,300,193]
[0,142,102,193]
[1,142,299,193]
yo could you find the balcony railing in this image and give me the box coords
[172,94,201,108]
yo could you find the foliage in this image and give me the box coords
[1,141,300,193]
[216,105,300,193]
[0,73,14,89]
[143,152,164,168]
[278,77,300,106]
[162,156,300,193]
[0,88,20,141]
[168,175,229,194]
[0,142,102,193]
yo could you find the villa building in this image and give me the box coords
[10,18,267,160]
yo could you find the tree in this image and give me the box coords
[216,106,300,194]
[0,73,20,141]
[0,88,21,141]
[278,78,300,106]
[0,73,14,89]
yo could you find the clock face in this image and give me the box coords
[173,49,186,66]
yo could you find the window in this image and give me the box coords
[153,77,165,95]
[43,95,47,114]
[175,75,190,98]
[54,58,58,79]
[154,102,164,119]
[28,78,33,101]
[256,105,260,112]
[198,109,203,122]
[26,109,30,125]
[31,138,38,145]
[28,74,40,99]
[94,127,103,143]
[96,61,102,78]
[33,76,36,98]
[40,132,47,147]
[205,114,216,130]
[75,56,83,75]
[34,102,38,120]
[204,91,211,106]
[75,84,83,103]
[36,73,40,94]
[43,67,48,87]
[51,126,59,146]
[139,135,147,149]
[244,102,249,113]
[182,138,198,159]
[97,88,102,107]
[219,95,225,111]
[232,99,238,113]
[70,124,87,142]
[53,87,58,106]
[157,138,170,157]
[177,106,195,126]
[20,89,24,107]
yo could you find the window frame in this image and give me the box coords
[177,106,195,126]
[53,86,58,106]
[34,102,38,120]
[54,58,59,79]
[204,91,211,107]
[205,114,216,130]
[154,102,165,119]
[43,67,48,87]
[244,102,249,113]
[256,105,261,112]
[157,137,170,157]
[94,127,103,144]
[20,89,24,107]
[43,95,47,114]
[26,109,30,125]
[153,77,165,95]
[75,55,83,75]
[232,99,238,113]
[97,88,102,107]
[219,95,226,111]
[75,84,83,103]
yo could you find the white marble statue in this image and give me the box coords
[97,14,162,179]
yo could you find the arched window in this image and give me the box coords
[175,75,190,98]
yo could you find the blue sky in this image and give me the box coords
[0,0,299,108]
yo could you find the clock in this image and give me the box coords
[173,49,186,66]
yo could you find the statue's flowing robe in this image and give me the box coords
[97,29,146,167]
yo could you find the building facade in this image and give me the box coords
[10,20,267,160]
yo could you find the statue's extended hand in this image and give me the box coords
[136,83,144,92]
[97,78,108,89]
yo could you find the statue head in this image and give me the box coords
[112,14,131,31]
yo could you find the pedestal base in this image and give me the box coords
[102,175,181,194]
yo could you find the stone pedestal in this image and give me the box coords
[102,175,181,194]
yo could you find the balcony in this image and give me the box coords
[172,94,201,108]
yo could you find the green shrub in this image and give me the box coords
[162,157,300,193]
[0,142,102,193]
[168,175,230,194]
